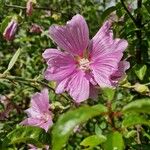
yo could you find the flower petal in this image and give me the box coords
[30,89,49,113]
[20,118,43,126]
[66,70,90,103]
[90,21,128,60]
[56,77,70,94]
[25,107,42,119]
[49,14,89,56]
[111,60,130,83]
[90,52,123,87]
[40,119,53,132]
[43,49,76,81]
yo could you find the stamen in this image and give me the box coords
[78,58,90,71]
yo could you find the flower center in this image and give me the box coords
[78,58,90,71]
[43,113,50,122]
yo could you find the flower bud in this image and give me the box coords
[3,19,18,41]
[29,23,43,33]
[127,4,133,12]
[26,0,36,16]
[26,0,33,16]
[134,83,149,94]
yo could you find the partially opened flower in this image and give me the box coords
[30,23,43,33]
[43,14,129,103]
[20,89,53,132]
[3,18,18,41]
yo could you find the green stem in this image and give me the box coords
[4,3,53,11]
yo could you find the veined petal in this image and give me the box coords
[56,77,70,94]
[112,38,128,52]
[43,49,76,81]
[30,89,49,113]
[111,60,130,83]
[90,52,123,87]
[49,14,89,56]
[25,107,42,119]
[42,48,64,62]
[90,21,128,60]
[40,119,53,132]
[20,118,43,126]
[66,70,90,103]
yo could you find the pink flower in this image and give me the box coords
[20,89,53,132]
[42,14,129,103]
[3,19,18,41]
[30,23,43,33]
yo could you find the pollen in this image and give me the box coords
[78,58,90,71]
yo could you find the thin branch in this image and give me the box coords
[4,4,26,9]
[120,0,138,27]
[136,125,142,144]
[1,75,70,101]
[135,0,143,63]
[4,3,53,11]
[144,82,150,86]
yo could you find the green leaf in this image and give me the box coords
[101,6,116,22]
[4,48,21,74]
[102,88,115,101]
[124,130,137,138]
[144,1,150,14]
[95,124,102,136]
[134,64,147,80]
[116,2,123,17]
[122,113,150,127]
[132,144,150,150]
[52,104,107,150]
[102,131,125,150]
[122,98,150,114]
[0,16,11,33]
[80,135,106,148]
[2,126,50,148]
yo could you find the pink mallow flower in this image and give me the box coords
[20,89,53,132]
[42,14,129,103]
[3,19,18,41]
